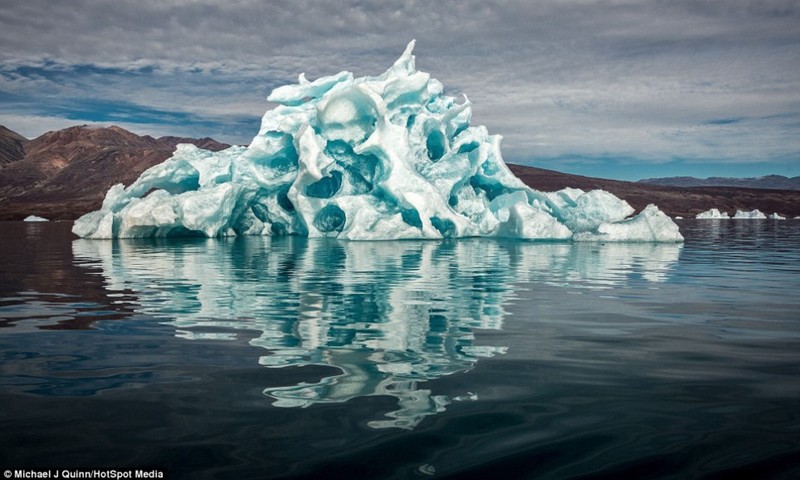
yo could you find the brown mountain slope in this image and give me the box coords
[639,174,800,191]
[0,125,230,220]
[0,126,28,165]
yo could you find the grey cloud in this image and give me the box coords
[1,0,798,175]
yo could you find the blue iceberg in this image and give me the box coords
[73,41,682,242]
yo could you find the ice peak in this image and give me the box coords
[390,39,417,75]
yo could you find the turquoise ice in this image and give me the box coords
[73,41,682,242]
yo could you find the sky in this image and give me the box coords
[1,0,798,181]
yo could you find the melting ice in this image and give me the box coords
[697,208,785,220]
[696,208,730,219]
[73,41,682,242]
[733,209,767,219]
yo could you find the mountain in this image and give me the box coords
[1,124,799,221]
[0,126,28,165]
[638,175,800,190]
[0,125,230,220]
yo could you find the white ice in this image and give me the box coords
[695,208,730,219]
[24,215,49,222]
[733,209,767,219]
[73,41,682,243]
[768,213,786,220]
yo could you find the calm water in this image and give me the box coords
[1,220,799,479]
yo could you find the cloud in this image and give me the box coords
[1,0,798,178]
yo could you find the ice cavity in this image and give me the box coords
[73,41,682,242]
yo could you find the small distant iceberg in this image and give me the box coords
[23,215,49,222]
[733,209,766,219]
[695,208,729,219]
[697,209,782,220]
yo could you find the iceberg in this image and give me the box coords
[24,215,49,222]
[733,209,767,219]
[73,41,682,242]
[768,213,785,220]
[695,208,730,219]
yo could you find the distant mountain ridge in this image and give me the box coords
[2,124,799,221]
[509,165,800,219]
[639,175,800,190]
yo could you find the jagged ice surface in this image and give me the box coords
[733,209,767,219]
[73,41,682,242]
[696,208,730,219]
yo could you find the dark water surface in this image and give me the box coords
[1,220,799,479]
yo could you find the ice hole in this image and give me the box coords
[314,204,346,233]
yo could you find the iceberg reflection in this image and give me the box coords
[73,237,680,428]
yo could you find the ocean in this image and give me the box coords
[1,220,798,479]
